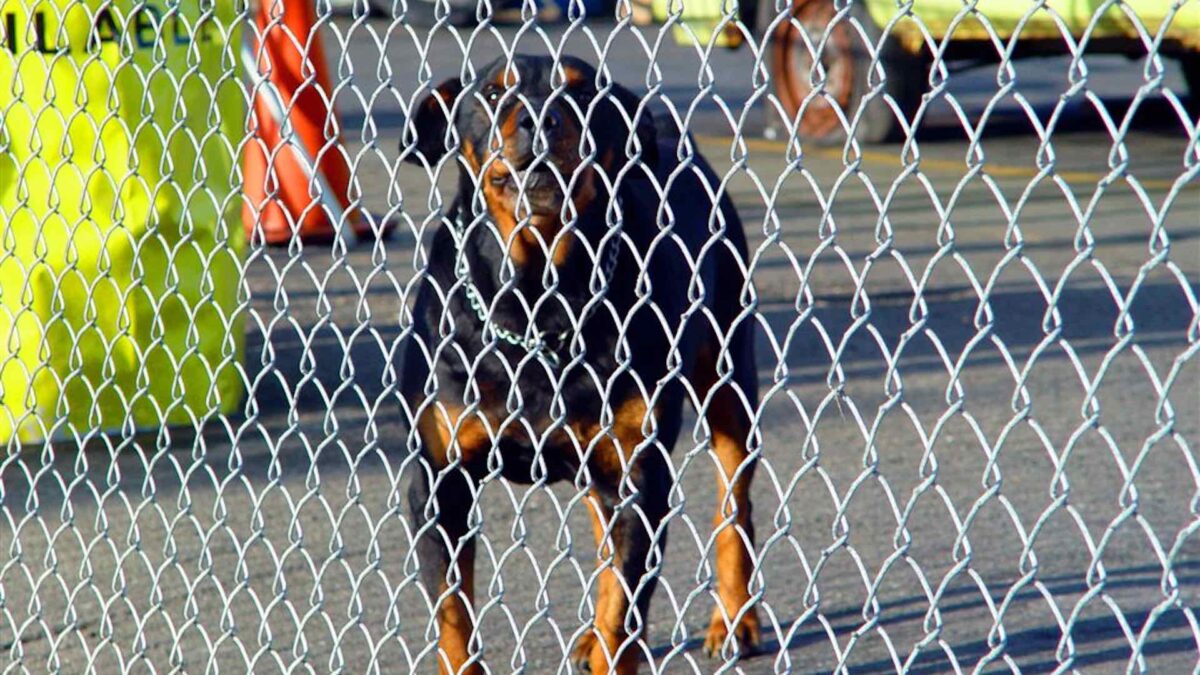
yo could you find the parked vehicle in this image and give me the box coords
[745,0,1200,143]
[358,0,1199,142]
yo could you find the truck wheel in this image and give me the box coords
[770,0,926,144]
[400,0,478,27]
[1182,53,1200,108]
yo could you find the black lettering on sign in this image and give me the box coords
[90,7,120,51]
[2,4,216,56]
[134,5,160,48]
[171,14,191,45]
[34,11,68,54]
[4,12,15,55]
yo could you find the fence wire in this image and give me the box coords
[1,0,1198,672]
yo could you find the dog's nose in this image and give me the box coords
[510,105,561,170]
[516,107,537,132]
[515,105,562,138]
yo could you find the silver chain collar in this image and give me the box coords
[455,215,622,371]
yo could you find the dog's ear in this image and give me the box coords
[403,77,464,165]
[609,83,659,172]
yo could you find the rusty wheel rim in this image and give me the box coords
[771,0,856,140]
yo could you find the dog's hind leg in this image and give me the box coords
[694,324,762,661]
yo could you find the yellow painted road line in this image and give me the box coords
[693,134,1194,192]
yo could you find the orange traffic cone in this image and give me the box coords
[242,0,360,246]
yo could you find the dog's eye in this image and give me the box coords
[484,85,502,104]
[572,86,595,103]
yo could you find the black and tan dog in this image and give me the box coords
[400,55,760,674]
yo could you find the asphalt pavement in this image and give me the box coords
[2,15,1198,675]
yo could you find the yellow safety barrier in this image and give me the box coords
[0,0,244,442]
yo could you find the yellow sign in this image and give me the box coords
[0,0,245,442]
[873,0,1200,54]
[653,0,744,48]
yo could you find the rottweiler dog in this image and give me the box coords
[400,55,760,674]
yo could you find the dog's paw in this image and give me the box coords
[703,607,762,660]
[571,631,597,672]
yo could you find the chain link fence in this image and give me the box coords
[2,0,1198,672]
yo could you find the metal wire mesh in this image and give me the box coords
[1,0,1198,672]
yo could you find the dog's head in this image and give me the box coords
[404,55,657,265]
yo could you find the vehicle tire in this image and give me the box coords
[769,0,926,144]
[401,0,478,27]
[326,0,398,18]
[1181,53,1200,108]
[366,0,394,17]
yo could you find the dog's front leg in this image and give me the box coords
[408,405,490,675]
[572,399,671,675]
[578,478,669,675]
[409,466,481,675]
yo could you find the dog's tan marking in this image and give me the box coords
[417,402,492,469]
